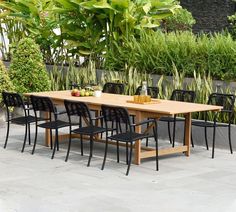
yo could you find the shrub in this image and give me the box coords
[9,38,50,94]
[0,60,14,104]
[104,31,236,80]
[162,8,196,32]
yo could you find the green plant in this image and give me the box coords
[49,60,97,91]
[0,0,181,65]
[105,30,236,80]
[101,65,152,95]
[0,0,66,64]
[162,8,196,32]
[0,60,14,105]
[9,38,50,94]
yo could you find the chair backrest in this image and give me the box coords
[170,89,196,103]
[102,82,125,94]
[30,95,56,120]
[2,91,25,108]
[70,82,80,90]
[208,93,235,113]
[64,100,93,126]
[101,105,132,132]
[135,86,159,98]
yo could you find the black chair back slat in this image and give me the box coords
[208,93,235,113]
[2,91,24,108]
[102,83,125,94]
[30,95,56,113]
[170,89,196,103]
[102,105,132,133]
[135,86,159,98]
[64,100,92,125]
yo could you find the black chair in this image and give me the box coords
[102,82,125,94]
[158,89,196,147]
[64,100,106,166]
[192,93,235,158]
[2,91,36,152]
[101,105,158,176]
[30,95,69,159]
[135,86,159,98]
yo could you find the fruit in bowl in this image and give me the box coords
[71,89,80,97]
[71,88,94,97]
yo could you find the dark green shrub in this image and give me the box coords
[104,31,236,80]
[162,8,196,32]
[0,60,14,104]
[9,38,50,93]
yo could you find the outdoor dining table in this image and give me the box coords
[24,90,222,165]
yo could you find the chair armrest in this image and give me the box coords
[91,116,104,121]
[55,110,67,115]
[131,119,156,127]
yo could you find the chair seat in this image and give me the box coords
[72,126,106,135]
[159,116,185,122]
[108,132,150,142]
[38,120,70,129]
[192,120,228,127]
[11,115,37,124]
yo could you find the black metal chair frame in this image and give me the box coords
[135,86,159,98]
[2,91,35,152]
[158,89,196,148]
[64,100,106,166]
[101,105,158,176]
[30,95,69,159]
[192,93,235,158]
[102,82,125,94]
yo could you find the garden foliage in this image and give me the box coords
[105,31,236,80]
[9,38,50,94]
[0,60,14,104]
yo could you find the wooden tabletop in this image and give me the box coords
[25,90,222,115]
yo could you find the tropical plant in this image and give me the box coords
[0,0,66,64]
[9,38,50,94]
[0,60,14,105]
[0,0,181,65]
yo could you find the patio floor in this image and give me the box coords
[0,123,236,212]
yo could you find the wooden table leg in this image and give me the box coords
[134,111,142,165]
[44,111,51,147]
[184,112,191,156]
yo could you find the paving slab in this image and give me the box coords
[0,124,236,212]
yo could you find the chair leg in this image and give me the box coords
[101,138,109,170]
[65,131,72,162]
[146,122,150,147]
[154,127,159,171]
[51,129,58,159]
[212,126,216,159]
[28,123,31,145]
[21,123,28,153]
[126,142,129,165]
[116,141,120,163]
[167,121,172,144]
[172,118,176,148]
[80,135,84,156]
[228,125,233,154]
[87,135,94,167]
[4,120,10,149]
[32,125,38,154]
[56,134,59,151]
[50,129,53,150]
[126,141,133,176]
[191,134,194,148]
[204,126,209,150]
